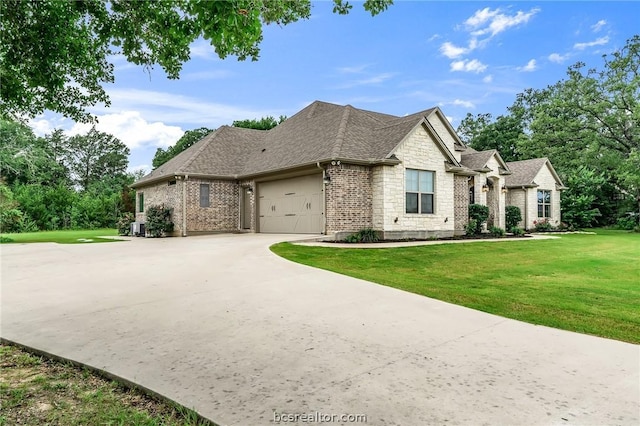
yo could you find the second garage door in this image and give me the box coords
[258,174,323,233]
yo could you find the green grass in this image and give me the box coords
[0,344,212,426]
[271,229,640,343]
[0,228,121,244]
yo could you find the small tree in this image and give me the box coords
[145,205,174,237]
[505,206,522,231]
[468,204,489,234]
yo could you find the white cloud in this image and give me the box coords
[482,75,493,83]
[440,42,469,59]
[574,36,609,50]
[465,7,540,37]
[451,99,475,109]
[591,20,607,33]
[548,53,569,63]
[518,59,537,72]
[190,39,218,60]
[450,59,487,73]
[92,88,271,126]
[68,111,184,150]
[427,34,441,42]
[336,64,370,74]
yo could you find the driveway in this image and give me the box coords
[1,234,638,425]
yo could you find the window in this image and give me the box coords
[200,184,210,207]
[138,192,144,213]
[406,169,435,214]
[537,190,551,218]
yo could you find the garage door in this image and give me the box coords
[258,174,323,233]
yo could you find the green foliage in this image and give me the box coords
[343,228,380,243]
[616,214,639,231]
[232,115,287,130]
[145,205,174,238]
[561,167,606,229]
[505,206,522,230]
[117,212,135,236]
[489,226,505,237]
[457,114,524,162]
[510,227,526,237]
[465,219,478,236]
[1,0,391,122]
[468,204,489,234]
[533,219,554,232]
[152,127,213,169]
[66,127,130,191]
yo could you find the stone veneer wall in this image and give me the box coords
[506,189,526,229]
[523,164,562,229]
[185,178,239,233]
[325,163,373,234]
[371,124,456,238]
[135,180,183,236]
[453,175,469,235]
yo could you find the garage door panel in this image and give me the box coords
[258,175,322,234]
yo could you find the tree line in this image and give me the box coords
[457,35,639,229]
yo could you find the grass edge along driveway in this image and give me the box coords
[0,229,120,244]
[271,230,639,344]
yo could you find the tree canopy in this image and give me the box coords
[458,35,640,227]
[152,127,214,169]
[233,115,286,130]
[0,0,392,122]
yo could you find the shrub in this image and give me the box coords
[505,206,522,230]
[468,204,489,234]
[465,219,478,236]
[616,214,639,231]
[510,227,525,237]
[145,205,174,237]
[343,228,380,243]
[489,226,505,237]
[116,212,135,235]
[533,218,554,232]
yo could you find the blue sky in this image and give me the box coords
[30,1,640,173]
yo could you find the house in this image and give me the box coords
[131,101,565,238]
[504,158,566,229]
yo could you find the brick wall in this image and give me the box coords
[453,175,469,234]
[135,179,183,236]
[325,163,373,233]
[185,178,239,232]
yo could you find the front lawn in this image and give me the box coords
[0,229,120,244]
[271,230,640,343]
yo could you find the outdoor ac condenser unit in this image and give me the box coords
[131,222,146,237]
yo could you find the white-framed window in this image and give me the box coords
[406,169,435,214]
[200,184,210,208]
[537,189,551,217]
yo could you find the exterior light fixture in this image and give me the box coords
[481,184,489,192]
[501,185,508,194]
[247,186,254,194]
[323,174,331,185]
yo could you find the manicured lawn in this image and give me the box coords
[271,230,640,343]
[0,344,209,426]
[0,229,121,244]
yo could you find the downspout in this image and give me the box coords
[317,162,326,235]
[182,175,189,237]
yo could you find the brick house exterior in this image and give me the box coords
[132,101,564,237]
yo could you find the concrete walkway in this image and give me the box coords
[1,234,638,426]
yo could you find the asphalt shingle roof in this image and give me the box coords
[460,150,498,171]
[132,101,456,187]
[504,158,551,187]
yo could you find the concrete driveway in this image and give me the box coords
[1,234,638,425]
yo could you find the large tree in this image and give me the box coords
[0,0,392,123]
[456,113,524,162]
[65,127,130,191]
[152,127,214,169]
[233,115,286,130]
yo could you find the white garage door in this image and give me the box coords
[258,174,323,233]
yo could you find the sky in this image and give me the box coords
[29,1,640,173]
